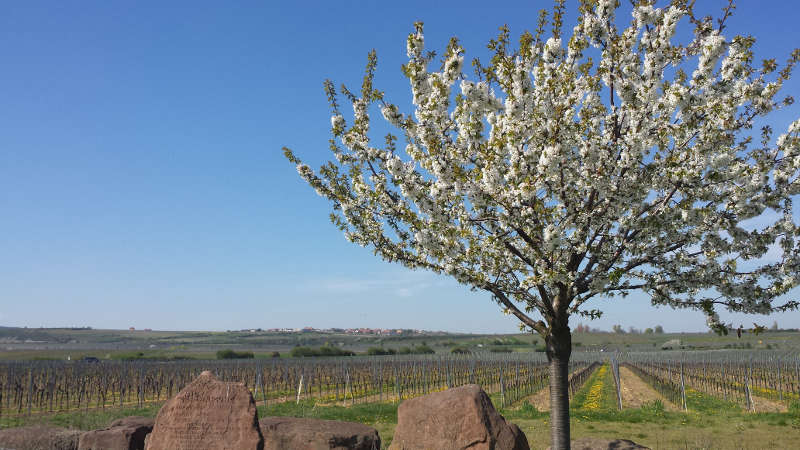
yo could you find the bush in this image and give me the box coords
[412,343,435,354]
[290,345,355,358]
[396,344,434,355]
[216,349,254,359]
[451,346,471,354]
[113,352,145,361]
[271,351,281,358]
[289,346,315,357]
[489,347,512,353]
[367,347,396,356]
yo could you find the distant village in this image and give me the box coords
[231,327,437,336]
[118,326,443,335]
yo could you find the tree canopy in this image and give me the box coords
[286,0,800,339]
[285,1,800,446]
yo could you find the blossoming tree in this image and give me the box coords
[285,0,800,447]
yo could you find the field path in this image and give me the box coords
[521,367,590,412]
[525,383,553,411]
[750,394,787,413]
[618,366,679,411]
[524,365,681,412]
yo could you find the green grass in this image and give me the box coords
[3,394,800,449]
[569,362,614,411]
[684,387,740,413]
[257,399,397,424]
[598,365,621,411]
[0,403,162,431]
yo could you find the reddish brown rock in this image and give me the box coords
[388,384,529,450]
[548,438,650,450]
[78,416,154,450]
[144,370,264,450]
[259,416,380,450]
[0,425,81,450]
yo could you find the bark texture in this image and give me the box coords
[546,324,572,450]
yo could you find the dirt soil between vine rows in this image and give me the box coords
[522,365,680,412]
[617,366,679,411]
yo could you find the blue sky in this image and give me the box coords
[1,1,799,333]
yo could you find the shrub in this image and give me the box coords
[289,346,315,357]
[412,343,435,354]
[113,352,145,361]
[490,347,512,353]
[367,347,396,356]
[290,345,355,358]
[451,346,471,354]
[396,344,434,355]
[216,349,254,359]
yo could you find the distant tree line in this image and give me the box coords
[290,344,355,357]
[573,324,664,334]
[216,349,255,359]
[366,343,435,356]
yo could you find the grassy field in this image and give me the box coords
[4,388,799,449]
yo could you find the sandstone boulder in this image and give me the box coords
[145,370,263,450]
[0,425,81,450]
[78,416,154,450]
[260,416,380,450]
[549,438,650,450]
[388,384,529,450]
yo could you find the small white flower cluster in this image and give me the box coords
[460,81,503,113]
[633,5,658,28]
[380,104,403,127]
[330,114,345,130]
[406,27,424,59]
[692,31,727,87]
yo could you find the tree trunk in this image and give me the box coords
[546,324,572,450]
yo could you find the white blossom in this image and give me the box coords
[330,114,345,130]
[288,4,800,346]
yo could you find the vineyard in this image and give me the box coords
[0,353,595,418]
[1,350,799,421]
[623,351,800,412]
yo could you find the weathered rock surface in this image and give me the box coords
[549,438,650,450]
[144,370,263,450]
[0,425,81,450]
[388,384,529,450]
[259,416,380,450]
[78,416,154,450]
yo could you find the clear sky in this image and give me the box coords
[2,1,799,334]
